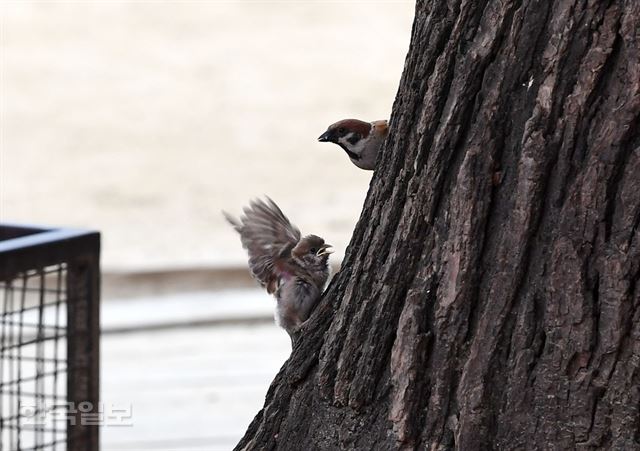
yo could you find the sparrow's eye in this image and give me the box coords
[310,247,317,254]
[337,127,346,135]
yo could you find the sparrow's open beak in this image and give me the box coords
[316,245,334,256]
[318,131,332,142]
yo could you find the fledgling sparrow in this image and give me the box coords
[318,119,388,170]
[224,197,333,338]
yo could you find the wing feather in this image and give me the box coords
[224,197,301,293]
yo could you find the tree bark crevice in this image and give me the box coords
[235,1,640,449]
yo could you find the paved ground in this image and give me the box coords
[101,323,289,450]
[2,3,415,448]
[2,1,414,270]
[101,290,290,451]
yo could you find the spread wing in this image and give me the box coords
[224,197,301,293]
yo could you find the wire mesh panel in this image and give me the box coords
[1,265,68,450]
[0,226,100,451]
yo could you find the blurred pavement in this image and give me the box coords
[101,311,290,450]
[2,1,414,270]
[1,3,414,449]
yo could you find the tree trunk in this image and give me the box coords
[236,0,640,449]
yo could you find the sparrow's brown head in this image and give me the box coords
[318,119,388,170]
[292,234,333,268]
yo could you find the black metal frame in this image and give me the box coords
[0,224,100,451]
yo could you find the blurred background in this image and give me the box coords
[1,2,413,449]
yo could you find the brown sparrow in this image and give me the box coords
[224,197,333,338]
[318,119,388,170]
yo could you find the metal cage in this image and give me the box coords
[0,225,100,451]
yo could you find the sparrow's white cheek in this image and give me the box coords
[338,137,350,147]
[339,137,366,157]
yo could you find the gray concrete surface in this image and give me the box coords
[101,290,290,451]
[2,2,414,270]
[1,3,414,448]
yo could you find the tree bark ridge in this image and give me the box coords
[235,0,640,449]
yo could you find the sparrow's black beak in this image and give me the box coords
[318,131,332,142]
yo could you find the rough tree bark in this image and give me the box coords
[236,0,640,449]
